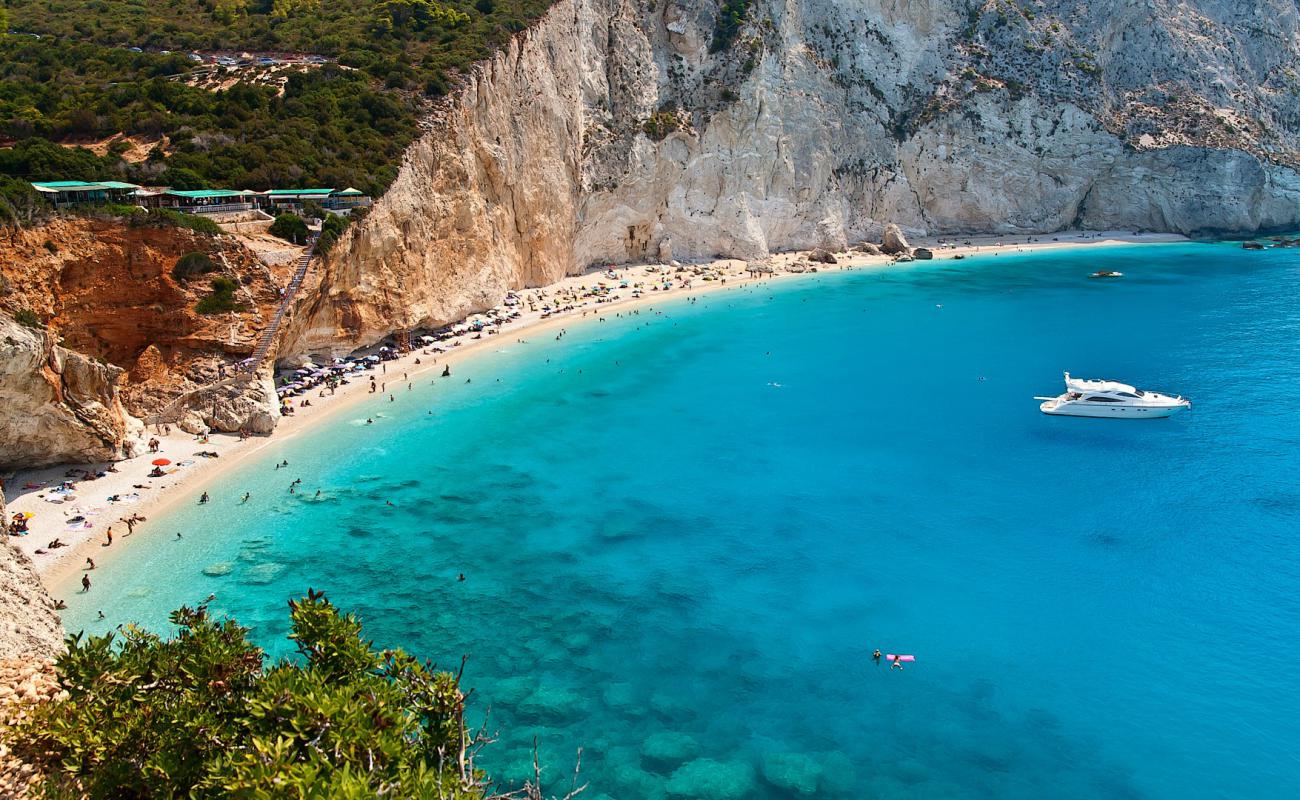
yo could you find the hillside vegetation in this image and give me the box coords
[0,0,556,194]
[12,591,543,797]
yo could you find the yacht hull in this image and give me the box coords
[1039,401,1188,418]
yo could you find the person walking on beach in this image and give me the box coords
[104,528,113,546]
[81,574,91,593]
[85,558,95,570]
[242,492,251,503]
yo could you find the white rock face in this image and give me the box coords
[173,375,281,436]
[283,0,1300,355]
[0,315,143,470]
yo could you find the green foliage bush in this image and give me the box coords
[269,212,310,244]
[146,208,224,236]
[13,308,45,329]
[711,0,752,53]
[642,111,682,141]
[15,591,487,798]
[0,175,45,227]
[172,251,217,281]
[195,275,244,314]
[158,167,208,190]
[316,211,352,254]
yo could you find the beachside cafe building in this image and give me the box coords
[155,189,261,214]
[30,180,143,208]
[30,180,371,215]
[265,187,371,213]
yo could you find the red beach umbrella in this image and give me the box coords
[152,458,171,466]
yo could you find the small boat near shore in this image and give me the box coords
[1089,270,1123,278]
[1036,372,1190,418]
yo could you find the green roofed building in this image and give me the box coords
[30,180,370,216]
[158,188,260,214]
[30,180,142,206]
[266,187,372,214]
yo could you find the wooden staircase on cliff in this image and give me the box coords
[145,238,318,426]
[243,236,318,373]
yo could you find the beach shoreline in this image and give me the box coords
[3,230,1187,603]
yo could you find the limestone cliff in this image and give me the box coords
[0,217,287,419]
[0,314,143,470]
[0,505,62,661]
[284,0,1300,355]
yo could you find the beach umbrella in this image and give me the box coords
[152,458,171,466]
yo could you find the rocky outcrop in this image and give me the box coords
[881,224,911,255]
[173,375,280,435]
[283,0,1300,356]
[0,489,62,662]
[0,314,143,470]
[0,216,286,418]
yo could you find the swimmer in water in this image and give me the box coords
[891,656,903,670]
[366,418,374,425]
[242,492,251,503]
[458,573,466,582]
[872,649,881,664]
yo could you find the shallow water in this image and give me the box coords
[63,243,1300,799]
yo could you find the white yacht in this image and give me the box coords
[1036,372,1191,418]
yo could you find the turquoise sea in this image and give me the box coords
[62,243,1300,799]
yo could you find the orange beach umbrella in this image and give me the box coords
[152,458,171,466]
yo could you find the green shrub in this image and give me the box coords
[301,199,328,219]
[316,212,352,254]
[195,275,244,314]
[159,167,208,190]
[14,591,490,798]
[642,110,682,141]
[172,251,217,281]
[711,0,752,53]
[156,209,223,236]
[0,175,45,227]
[13,308,44,329]
[269,212,310,244]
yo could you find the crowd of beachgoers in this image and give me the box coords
[1,231,1187,604]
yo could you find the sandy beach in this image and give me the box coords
[3,230,1186,602]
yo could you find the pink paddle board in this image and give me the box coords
[886,654,915,662]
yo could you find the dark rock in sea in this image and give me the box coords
[809,249,837,264]
[1242,241,1265,250]
[912,247,934,260]
[881,223,911,254]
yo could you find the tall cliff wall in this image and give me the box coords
[0,314,143,470]
[284,0,1300,354]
